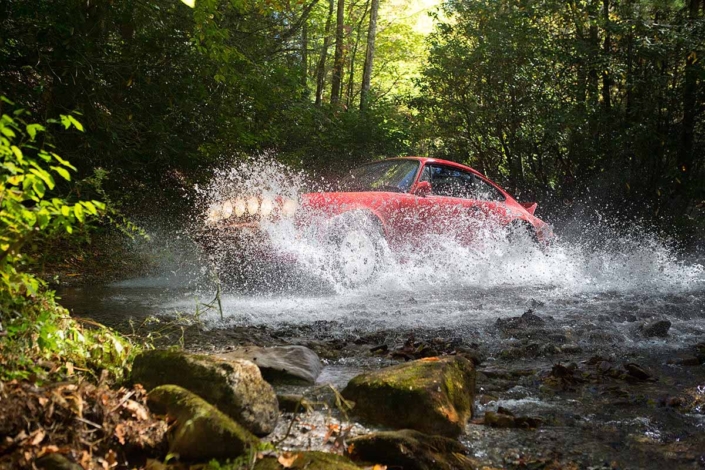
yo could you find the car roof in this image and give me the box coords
[382,156,485,178]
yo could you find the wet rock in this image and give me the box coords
[342,356,475,437]
[132,349,278,436]
[277,394,313,413]
[623,363,654,382]
[484,408,541,429]
[147,385,259,461]
[667,355,703,366]
[477,394,499,405]
[254,452,360,469]
[560,343,582,354]
[496,310,546,332]
[35,454,82,470]
[215,345,322,384]
[640,319,671,338]
[347,429,474,470]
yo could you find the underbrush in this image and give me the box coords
[0,293,138,384]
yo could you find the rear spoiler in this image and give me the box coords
[520,202,537,215]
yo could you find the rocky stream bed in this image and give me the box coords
[42,274,705,470]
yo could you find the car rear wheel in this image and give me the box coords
[506,221,539,245]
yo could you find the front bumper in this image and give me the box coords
[196,221,298,264]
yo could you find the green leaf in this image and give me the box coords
[61,205,71,217]
[51,152,78,170]
[29,168,55,190]
[10,146,24,163]
[81,201,98,215]
[68,115,84,132]
[33,179,46,198]
[26,124,45,140]
[51,166,71,181]
[74,204,85,223]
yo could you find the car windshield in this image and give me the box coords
[340,160,420,193]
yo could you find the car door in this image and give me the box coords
[413,164,487,243]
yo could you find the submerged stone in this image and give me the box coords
[254,451,360,469]
[641,320,671,338]
[348,429,474,470]
[215,345,322,384]
[342,356,475,437]
[147,385,259,461]
[132,349,278,435]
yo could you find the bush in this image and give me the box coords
[0,97,136,383]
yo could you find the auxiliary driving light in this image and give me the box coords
[246,196,260,215]
[221,200,233,219]
[281,199,297,217]
[234,198,246,217]
[260,197,274,217]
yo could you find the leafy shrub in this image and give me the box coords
[0,97,104,310]
[0,97,137,383]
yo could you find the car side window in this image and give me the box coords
[426,165,475,199]
[425,164,505,202]
[472,176,506,202]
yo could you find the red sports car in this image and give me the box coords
[202,157,553,286]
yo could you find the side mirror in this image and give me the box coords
[414,181,432,197]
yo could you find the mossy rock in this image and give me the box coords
[147,385,259,462]
[132,349,278,436]
[254,451,361,469]
[348,429,475,470]
[342,356,475,437]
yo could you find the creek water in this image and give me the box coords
[58,159,705,468]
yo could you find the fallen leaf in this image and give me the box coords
[124,400,149,421]
[278,452,303,468]
[66,362,74,376]
[30,429,46,446]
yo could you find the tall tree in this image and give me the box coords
[330,0,346,104]
[315,0,336,106]
[360,0,380,110]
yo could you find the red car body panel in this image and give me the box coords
[297,157,552,246]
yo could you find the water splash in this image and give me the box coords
[193,157,703,296]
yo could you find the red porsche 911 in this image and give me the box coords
[201,157,554,286]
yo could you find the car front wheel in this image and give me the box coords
[329,214,385,287]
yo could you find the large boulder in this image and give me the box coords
[132,349,278,436]
[215,345,322,384]
[254,452,361,469]
[342,356,475,437]
[147,385,259,461]
[347,429,475,470]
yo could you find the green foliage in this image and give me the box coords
[415,0,704,222]
[0,292,136,383]
[0,100,105,306]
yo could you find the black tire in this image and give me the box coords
[506,221,539,245]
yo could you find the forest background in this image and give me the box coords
[1,0,704,255]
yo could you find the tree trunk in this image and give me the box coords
[678,0,701,180]
[346,0,371,107]
[601,0,611,110]
[301,22,308,89]
[315,0,335,106]
[360,0,380,110]
[330,0,346,105]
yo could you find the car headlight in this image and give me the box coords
[281,198,297,217]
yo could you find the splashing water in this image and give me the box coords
[61,158,705,339]
[196,158,703,294]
